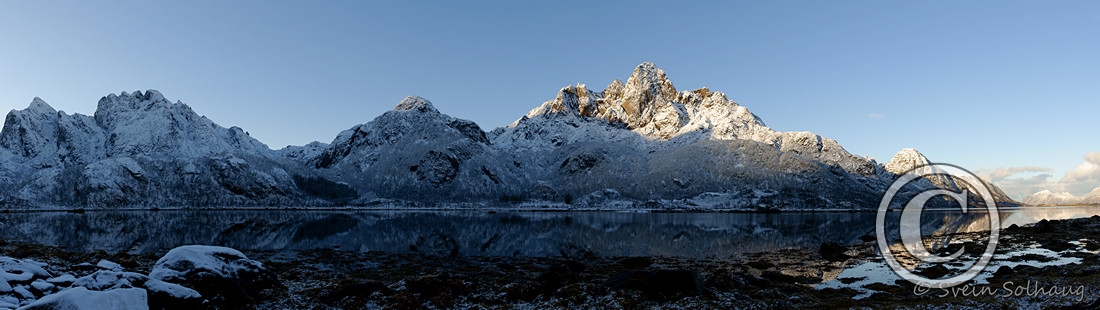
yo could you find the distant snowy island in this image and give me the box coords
[0,63,1017,210]
[1023,188,1100,206]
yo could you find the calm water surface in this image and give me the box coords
[0,206,1097,258]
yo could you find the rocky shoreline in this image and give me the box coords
[2,215,1099,309]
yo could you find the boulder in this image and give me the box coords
[918,265,951,279]
[819,242,850,262]
[1033,219,1055,233]
[67,267,201,310]
[148,245,280,308]
[993,266,1015,277]
[0,256,56,307]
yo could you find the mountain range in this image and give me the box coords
[0,63,1017,210]
[1022,188,1100,206]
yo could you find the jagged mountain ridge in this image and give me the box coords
[300,96,528,201]
[0,98,104,169]
[0,63,1019,209]
[296,63,1015,208]
[0,91,339,208]
[492,63,875,176]
[882,148,1015,206]
[469,63,886,206]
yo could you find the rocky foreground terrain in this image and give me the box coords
[2,215,1097,309]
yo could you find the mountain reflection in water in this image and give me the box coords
[0,206,1096,257]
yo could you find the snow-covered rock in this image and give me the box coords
[71,271,148,291]
[0,253,210,310]
[143,279,201,300]
[44,275,74,286]
[149,245,279,307]
[67,268,201,310]
[0,257,50,279]
[0,257,56,308]
[149,246,258,281]
[19,287,148,310]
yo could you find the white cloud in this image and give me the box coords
[985,152,1100,200]
[978,166,1051,183]
[1004,175,1056,197]
[1060,151,1100,183]
[868,113,884,119]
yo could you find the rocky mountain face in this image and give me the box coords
[474,63,886,208]
[0,98,104,169]
[301,96,527,201]
[0,64,1019,209]
[0,91,336,208]
[1023,187,1100,206]
[493,63,875,176]
[883,148,1015,207]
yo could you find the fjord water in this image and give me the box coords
[1,207,1098,257]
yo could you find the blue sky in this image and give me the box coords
[1,1,1097,198]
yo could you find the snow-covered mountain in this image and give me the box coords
[883,148,1015,206]
[1023,187,1100,206]
[491,63,875,176]
[93,90,270,158]
[468,63,884,208]
[288,63,1016,209]
[299,96,527,201]
[0,63,1019,209]
[0,91,339,208]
